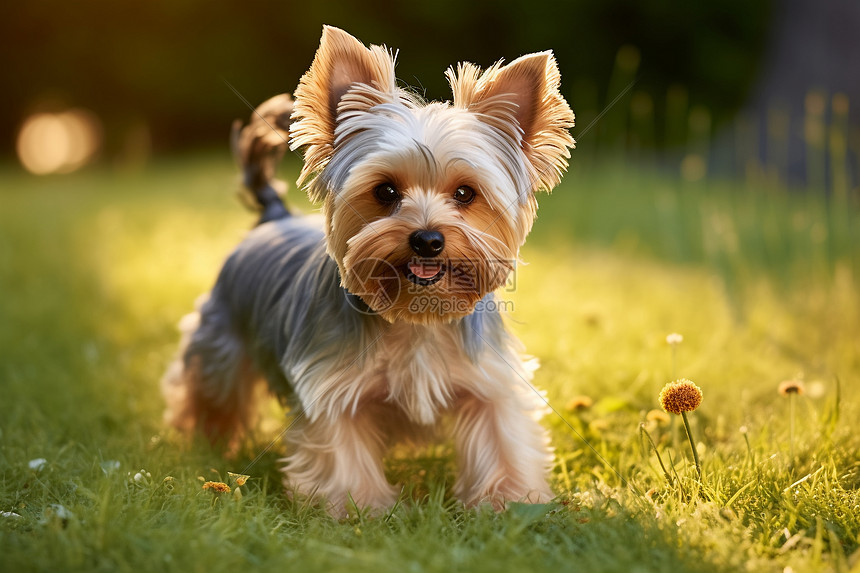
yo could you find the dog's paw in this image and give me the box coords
[468,484,555,511]
[325,488,399,519]
[284,474,398,518]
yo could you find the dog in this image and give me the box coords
[162,25,575,515]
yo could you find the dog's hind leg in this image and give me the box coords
[161,293,260,443]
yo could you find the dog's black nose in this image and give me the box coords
[409,230,445,257]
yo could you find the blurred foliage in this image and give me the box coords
[2,0,770,154]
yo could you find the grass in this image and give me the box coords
[1,152,859,572]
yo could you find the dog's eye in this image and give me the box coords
[374,183,401,204]
[453,186,476,204]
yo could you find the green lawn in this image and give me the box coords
[1,153,858,572]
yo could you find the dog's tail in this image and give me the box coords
[230,93,294,225]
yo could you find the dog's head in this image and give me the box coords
[290,26,574,324]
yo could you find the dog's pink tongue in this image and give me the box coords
[408,262,441,279]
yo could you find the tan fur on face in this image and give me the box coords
[289,28,575,322]
[333,179,519,324]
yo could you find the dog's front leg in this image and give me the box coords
[282,407,397,516]
[453,391,554,510]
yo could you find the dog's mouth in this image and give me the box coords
[404,260,446,286]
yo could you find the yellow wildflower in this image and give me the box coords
[202,481,231,493]
[659,379,703,415]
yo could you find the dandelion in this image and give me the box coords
[778,380,805,396]
[660,379,702,415]
[646,409,671,426]
[202,481,231,493]
[588,419,609,433]
[779,380,804,463]
[565,395,593,412]
[643,409,671,435]
[659,379,703,480]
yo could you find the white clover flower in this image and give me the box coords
[666,333,684,346]
[28,458,47,471]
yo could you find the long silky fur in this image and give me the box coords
[163,25,574,515]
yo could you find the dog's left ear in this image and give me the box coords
[291,26,398,199]
[447,53,575,193]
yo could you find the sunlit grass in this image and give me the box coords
[1,154,858,572]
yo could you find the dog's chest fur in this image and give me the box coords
[290,315,502,427]
[373,323,468,425]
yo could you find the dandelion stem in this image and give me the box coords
[681,411,702,481]
[789,393,795,463]
[671,346,677,380]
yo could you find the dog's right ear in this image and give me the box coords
[290,26,397,195]
[447,53,574,195]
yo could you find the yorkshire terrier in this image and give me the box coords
[162,26,575,515]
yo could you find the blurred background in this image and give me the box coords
[3,0,859,315]
[1,0,859,299]
[2,0,858,187]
